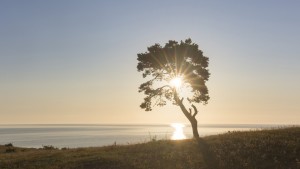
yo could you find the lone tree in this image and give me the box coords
[137,39,210,138]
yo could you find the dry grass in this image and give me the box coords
[206,127,300,169]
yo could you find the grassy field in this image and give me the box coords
[0,127,299,169]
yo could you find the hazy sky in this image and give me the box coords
[0,0,299,124]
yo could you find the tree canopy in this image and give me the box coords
[137,39,210,111]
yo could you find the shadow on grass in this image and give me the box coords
[196,138,219,169]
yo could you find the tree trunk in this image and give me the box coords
[181,108,200,139]
[174,91,200,138]
[190,117,199,138]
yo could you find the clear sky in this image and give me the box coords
[0,0,299,124]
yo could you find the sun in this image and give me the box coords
[170,77,182,89]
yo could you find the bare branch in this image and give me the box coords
[191,104,198,117]
[189,108,192,115]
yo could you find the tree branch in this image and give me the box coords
[173,89,184,105]
[156,85,172,91]
[191,104,198,117]
[145,85,172,106]
[149,73,160,82]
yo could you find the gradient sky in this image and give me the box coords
[0,0,299,124]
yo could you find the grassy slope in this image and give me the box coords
[0,127,299,169]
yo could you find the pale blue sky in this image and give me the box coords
[0,0,299,124]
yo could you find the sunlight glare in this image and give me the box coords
[170,77,182,89]
[171,123,186,140]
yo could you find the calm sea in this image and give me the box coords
[0,124,289,148]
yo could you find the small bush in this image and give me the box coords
[4,143,13,147]
[42,145,57,150]
[61,147,69,150]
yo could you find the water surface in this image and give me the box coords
[0,124,287,148]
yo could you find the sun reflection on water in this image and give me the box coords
[171,123,186,140]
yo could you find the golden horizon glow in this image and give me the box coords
[171,123,186,140]
[170,77,182,89]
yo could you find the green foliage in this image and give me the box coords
[137,39,210,111]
